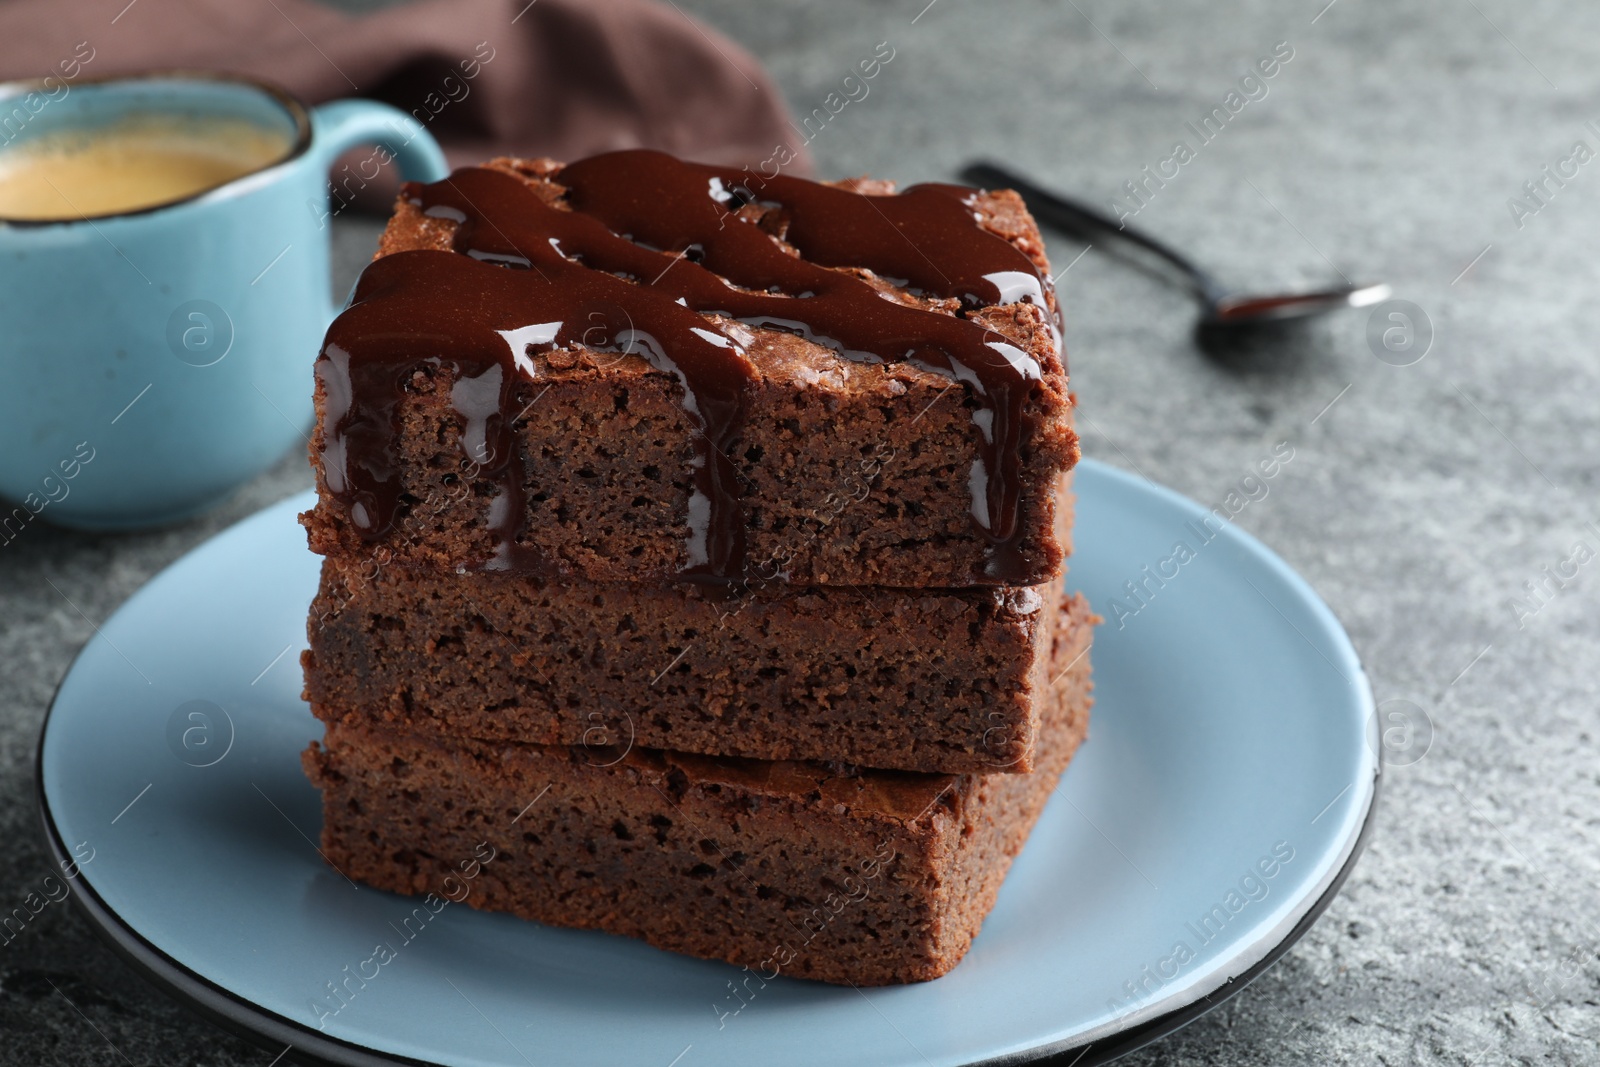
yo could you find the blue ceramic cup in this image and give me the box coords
[0,72,449,530]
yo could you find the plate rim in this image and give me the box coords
[33,460,1381,1067]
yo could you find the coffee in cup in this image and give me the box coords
[0,114,292,221]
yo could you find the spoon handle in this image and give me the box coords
[960,162,1226,304]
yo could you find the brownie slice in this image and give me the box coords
[302,151,1078,588]
[306,538,1088,770]
[303,598,1094,986]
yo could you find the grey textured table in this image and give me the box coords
[4,1,1597,1063]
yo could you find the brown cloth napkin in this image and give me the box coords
[0,0,810,173]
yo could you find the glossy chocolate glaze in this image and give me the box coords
[317,149,1055,581]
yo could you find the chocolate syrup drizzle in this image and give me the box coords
[318,149,1056,581]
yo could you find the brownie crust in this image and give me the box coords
[303,601,1094,986]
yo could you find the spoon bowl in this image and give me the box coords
[1208,282,1391,325]
[960,162,1388,330]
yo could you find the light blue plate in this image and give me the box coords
[37,459,1378,1067]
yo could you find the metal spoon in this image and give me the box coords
[961,162,1390,327]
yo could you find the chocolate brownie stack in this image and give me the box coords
[301,150,1092,985]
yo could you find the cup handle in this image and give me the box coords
[307,99,451,318]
